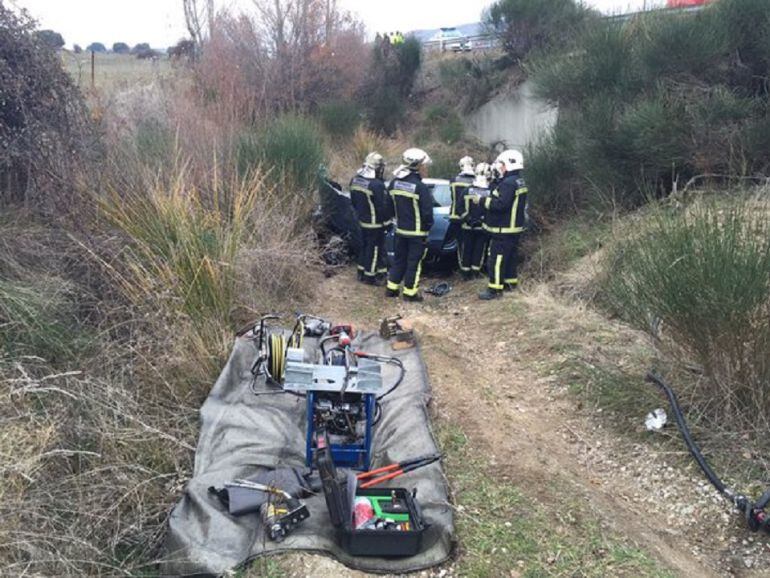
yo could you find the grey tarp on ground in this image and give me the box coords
[162,331,454,576]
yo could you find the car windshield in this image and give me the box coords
[430,183,451,207]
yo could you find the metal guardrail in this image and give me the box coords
[422,34,499,52]
[421,6,707,52]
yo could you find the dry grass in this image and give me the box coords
[62,51,174,95]
[326,127,409,180]
[0,140,322,576]
[0,356,197,575]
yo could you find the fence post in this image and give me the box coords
[91,50,95,89]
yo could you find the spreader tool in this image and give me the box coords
[224,480,310,542]
[379,315,416,350]
[356,454,441,489]
[646,372,769,534]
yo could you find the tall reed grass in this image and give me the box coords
[599,194,770,428]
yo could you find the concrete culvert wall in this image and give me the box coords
[465,80,557,150]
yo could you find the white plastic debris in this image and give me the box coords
[645,408,668,431]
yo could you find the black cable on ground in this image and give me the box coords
[646,371,768,532]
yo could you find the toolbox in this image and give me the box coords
[317,440,426,557]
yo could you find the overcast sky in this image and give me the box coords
[12,0,663,49]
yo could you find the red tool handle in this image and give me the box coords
[358,469,404,489]
[356,463,398,480]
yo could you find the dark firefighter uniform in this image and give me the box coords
[460,184,489,275]
[482,171,528,291]
[349,174,388,281]
[386,172,434,298]
[448,173,474,246]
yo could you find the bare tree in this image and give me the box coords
[183,0,216,49]
[195,1,366,116]
[250,0,348,108]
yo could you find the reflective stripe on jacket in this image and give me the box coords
[350,175,387,229]
[482,172,528,235]
[449,174,474,221]
[387,172,434,237]
[462,186,488,230]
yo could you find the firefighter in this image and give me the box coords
[350,152,388,285]
[385,148,434,302]
[460,162,491,278]
[474,149,528,300]
[449,156,475,275]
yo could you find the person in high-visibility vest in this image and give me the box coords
[385,148,434,302]
[449,156,475,278]
[459,162,491,277]
[473,149,528,300]
[349,152,388,284]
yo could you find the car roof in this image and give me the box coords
[423,178,450,185]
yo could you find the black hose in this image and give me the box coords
[646,372,768,532]
[376,356,406,400]
[646,372,732,498]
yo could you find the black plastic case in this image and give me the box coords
[318,446,426,557]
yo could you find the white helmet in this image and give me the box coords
[475,162,491,178]
[495,149,524,173]
[473,162,490,188]
[364,152,385,171]
[358,151,385,179]
[458,156,475,175]
[394,147,432,178]
[402,147,432,169]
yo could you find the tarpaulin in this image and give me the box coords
[162,330,454,575]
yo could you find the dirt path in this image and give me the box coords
[277,268,769,577]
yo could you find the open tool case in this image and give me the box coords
[318,444,426,557]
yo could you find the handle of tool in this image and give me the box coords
[359,469,404,489]
[357,464,399,480]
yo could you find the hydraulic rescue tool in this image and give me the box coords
[647,372,769,534]
[223,480,310,542]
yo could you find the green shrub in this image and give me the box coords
[363,36,422,133]
[616,91,689,177]
[366,86,404,135]
[485,0,598,61]
[599,196,770,426]
[429,148,461,179]
[423,105,465,144]
[318,100,361,140]
[529,0,770,217]
[525,126,576,215]
[531,22,639,106]
[238,115,325,191]
[718,0,770,79]
[634,11,727,81]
